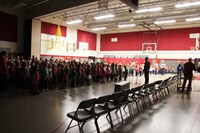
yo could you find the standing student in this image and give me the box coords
[0,51,8,95]
[143,57,150,84]
[32,65,40,95]
[124,65,128,81]
[160,60,166,75]
[181,58,196,92]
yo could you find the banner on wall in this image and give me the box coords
[41,25,67,55]
[40,33,66,54]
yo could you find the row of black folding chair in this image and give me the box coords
[152,77,175,102]
[65,77,175,133]
[131,78,172,110]
[65,89,132,133]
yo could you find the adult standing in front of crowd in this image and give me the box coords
[143,57,150,84]
[0,51,8,95]
[160,60,166,75]
[181,58,196,92]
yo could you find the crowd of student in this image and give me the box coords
[1,53,129,96]
[0,51,174,96]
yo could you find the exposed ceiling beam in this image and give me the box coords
[24,0,98,19]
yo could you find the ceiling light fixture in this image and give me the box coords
[175,1,200,8]
[135,7,162,13]
[154,20,176,24]
[94,14,115,20]
[118,24,136,28]
[91,27,106,31]
[66,19,82,24]
[186,17,200,22]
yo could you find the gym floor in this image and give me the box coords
[0,74,200,133]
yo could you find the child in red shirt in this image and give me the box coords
[32,65,40,95]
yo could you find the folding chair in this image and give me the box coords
[128,87,141,113]
[134,85,144,109]
[155,78,170,99]
[139,84,152,108]
[117,89,131,118]
[145,82,157,102]
[152,80,162,101]
[162,77,172,95]
[108,90,131,123]
[106,91,124,122]
[65,98,97,133]
[91,95,114,131]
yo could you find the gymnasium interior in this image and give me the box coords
[0,0,200,133]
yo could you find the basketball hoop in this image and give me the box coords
[146,46,152,53]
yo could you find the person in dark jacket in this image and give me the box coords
[181,58,196,92]
[143,57,150,84]
[124,65,128,81]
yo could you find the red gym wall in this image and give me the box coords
[77,30,97,50]
[100,27,200,51]
[41,21,67,37]
[0,11,18,42]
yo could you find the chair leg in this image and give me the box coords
[108,112,114,128]
[123,104,129,115]
[129,103,134,116]
[155,92,158,101]
[167,87,170,94]
[119,108,124,122]
[65,119,73,133]
[164,88,167,96]
[135,101,139,113]
[94,118,100,133]
[115,108,119,114]
[144,96,149,108]
[78,123,82,133]
[129,103,134,115]
[80,122,86,133]
[152,94,156,102]
[148,96,152,105]
[142,97,146,109]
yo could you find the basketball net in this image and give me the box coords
[146,46,152,54]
